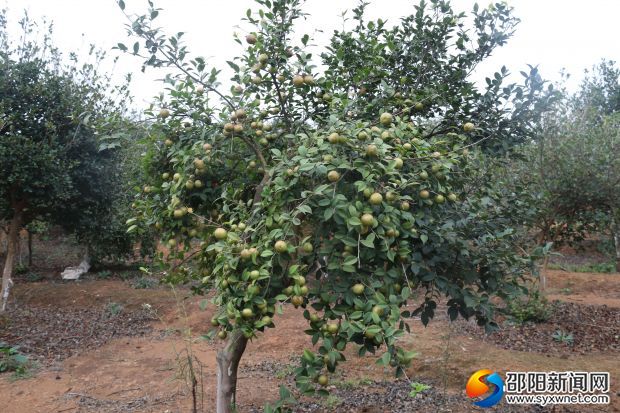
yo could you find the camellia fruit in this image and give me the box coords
[386,191,397,202]
[327,170,340,182]
[419,171,429,180]
[258,53,268,64]
[302,242,313,253]
[241,308,254,319]
[435,194,445,204]
[246,33,257,44]
[448,193,458,202]
[351,283,365,295]
[394,158,403,169]
[303,74,314,85]
[217,330,227,340]
[292,75,305,87]
[196,84,204,95]
[358,131,369,141]
[291,295,304,307]
[274,240,288,253]
[318,375,329,386]
[379,112,393,126]
[327,132,340,144]
[361,213,374,226]
[214,228,228,240]
[159,108,170,118]
[463,122,475,132]
[250,270,260,280]
[414,102,424,110]
[366,144,378,157]
[400,201,410,211]
[326,323,338,334]
[419,189,430,199]
[369,192,383,205]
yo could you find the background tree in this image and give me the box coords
[524,60,620,270]
[0,12,142,310]
[121,0,552,411]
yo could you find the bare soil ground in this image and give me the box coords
[0,237,618,412]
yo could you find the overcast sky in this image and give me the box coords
[5,0,620,109]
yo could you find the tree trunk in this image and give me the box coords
[611,209,620,273]
[28,230,33,268]
[216,329,248,413]
[1,208,23,312]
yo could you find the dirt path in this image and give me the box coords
[0,270,618,412]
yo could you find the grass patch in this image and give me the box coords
[0,342,35,380]
[333,376,374,389]
[547,261,616,274]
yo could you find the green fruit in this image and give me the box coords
[463,122,475,132]
[326,323,339,334]
[261,316,272,324]
[211,318,219,327]
[369,193,383,205]
[448,193,458,202]
[293,75,305,87]
[274,240,288,253]
[352,283,365,295]
[214,228,228,240]
[250,270,260,280]
[240,249,252,260]
[162,172,170,179]
[435,194,445,204]
[394,158,403,169]
[302,242,314,253]
[363,188,373,198]
[361,213,374,226]
[309,313,320,323]
[241,308,254,319]
[380,112,393,126]
[300,285,309,295]
[327,170,340,182]
[358,131,369,140]
[247,285,260,296]
[366,144,378,156]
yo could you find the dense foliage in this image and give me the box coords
[121,0,554,410]
[0,12,145,310]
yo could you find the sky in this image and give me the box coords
[4,0,620,110]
